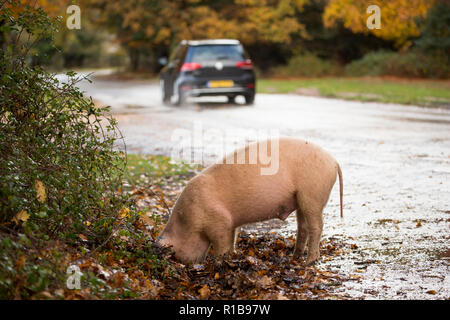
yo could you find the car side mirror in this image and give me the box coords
[158,57,168,66]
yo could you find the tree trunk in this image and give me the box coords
[128,48,140,71]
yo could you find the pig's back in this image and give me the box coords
[199,138,325,226]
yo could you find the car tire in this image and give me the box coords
[162,93,171,106]
[161,80,171,105]
[173,91,185,106]
[244,92,255,105]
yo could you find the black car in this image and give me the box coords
[160,39,256,105]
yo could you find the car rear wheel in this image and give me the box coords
[172,90,185,106]
[161,80,171,105]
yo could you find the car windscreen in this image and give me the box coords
[185,45,245,63]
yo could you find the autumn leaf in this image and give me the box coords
[15,255,26,269]
[258,275,273,289]
[276,293,289,300]
[119,207,130,219]
[35,180,46,203]
[198,284,210,299]
[12,210,30,224]
[79,234,88,241]
[246,256,258,265]
[139,213,155,227]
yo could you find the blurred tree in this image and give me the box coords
[290,0,394,63]
[8,0,61,15]
[3,0,110,69]
[323,0,435,49]
[86,0,309,71]
[416,0,450,53]
[51,18,106,69]
[1,0,61,63]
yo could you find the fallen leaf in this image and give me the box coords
[39,291,54,299]
[198,284,210,299]
[79,234,88,241]
[416,220,422,227]
[277,293,289,300]
[112,272,126,287]
[140,213,155,227]
[426,290,437,295]
[54,289,65,298]
[12,210,30,224]
[16,255,26,269]
[246,256,258,265]
[119,207,130,218]
[258,275,273,289]
[35,180,46,203]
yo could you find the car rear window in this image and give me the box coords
[185,45,245,63]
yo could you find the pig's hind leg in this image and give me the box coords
[293,210,309,258]
[296,194,324,265]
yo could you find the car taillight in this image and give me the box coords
[236,60,253,69]
[181,62,202,72]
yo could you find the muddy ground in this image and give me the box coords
[74,72,450,299]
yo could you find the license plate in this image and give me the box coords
[208,80,234,88]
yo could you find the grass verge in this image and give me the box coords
[257,77,450,108]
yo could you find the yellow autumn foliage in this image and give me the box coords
[86,0,309,48]
[323,0,435,48]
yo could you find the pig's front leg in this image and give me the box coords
[204,209,236,257]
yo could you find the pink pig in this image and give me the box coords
[158,137,343,265]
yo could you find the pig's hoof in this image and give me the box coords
[293,250,307,259]
[305,255,319,265]
[306,260,317,266]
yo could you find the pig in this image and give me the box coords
[157,137,343,265]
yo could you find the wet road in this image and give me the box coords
[77,73,450,299]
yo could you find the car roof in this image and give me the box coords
[180,39,241,46]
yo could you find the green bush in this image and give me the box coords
[0,2,176,300]
[270,52,342,77]
[0,3,126,243]
[346,50,450,78]
[345,50,396,77]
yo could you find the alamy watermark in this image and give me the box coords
[366,5,381,30]
[66,265,82,289]
[66,5,81,30]
[170,121,280,175]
